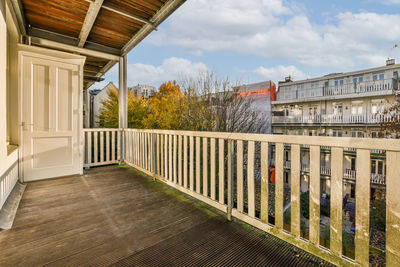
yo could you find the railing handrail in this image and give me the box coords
[123,128,400,152]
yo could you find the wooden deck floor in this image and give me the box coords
[0,166,334,266]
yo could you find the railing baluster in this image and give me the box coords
[260,142,269,223]
[309,145,320,246]
[184,135,188,188]
[355,149,370,266]
[275,143,284,230]
[387,151,400,266]
[161,134,164,178]
[227,139,233,221]
[94,132,98,164]
[330,147,343,257]
[291,144,300,238]
[100,131,104,163]
[190,136,194,191]
[169,135,173,181]
[211,138,216,200]
[203,137,208,197]
[117,130,121,161]
[157,134,160,176]
[219,139,225,205]
[178,135,182,185]
[247,141,255,218]
[237,140,244,213]
[106,131,110,162]
[196,136,201,193]
[111,131,115,162]
[173,135,177,183]
[164,134,168,180]
[87,131,92,165]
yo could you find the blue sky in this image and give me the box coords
[92,0,400,90]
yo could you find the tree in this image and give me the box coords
[143,81,187,130]
[98,86,148,128]
[379,99,400,138]
[180,71,268,133]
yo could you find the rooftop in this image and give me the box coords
[0,166,332,266]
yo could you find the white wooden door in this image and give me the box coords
[21,54,81,181]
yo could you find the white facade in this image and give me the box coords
[129,84,155,98]
[272,62,399,196]
[89,82,117,128]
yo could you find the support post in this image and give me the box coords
[118,55,127,162]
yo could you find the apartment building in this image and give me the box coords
[272,59,400,200]
[129,84,156,98]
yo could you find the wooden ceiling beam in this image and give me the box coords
[9,0,26,35]
[30,36,120,61]
[78,0,104,47]
[102,3,157,30]
[121,0,186,56]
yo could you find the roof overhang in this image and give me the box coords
[8,0,186,89]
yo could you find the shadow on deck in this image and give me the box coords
[0,166,334,266]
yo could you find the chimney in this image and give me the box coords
[386,58,395,66]
[285,76,293,82]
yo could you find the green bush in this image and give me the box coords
[300,191,309,220]
[370,198,386,232]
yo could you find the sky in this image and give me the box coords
[91,0,400,90]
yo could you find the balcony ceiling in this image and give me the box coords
[12,0,186,89]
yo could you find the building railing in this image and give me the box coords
[276,79,394,101]
[0,148,19,210]
[272,113,397,124]
[83,128,121,167]
[113,128,400,266]
[83,129,400,266]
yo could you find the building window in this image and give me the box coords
[351,131,364,138]
[333,103,343,115]
[379,73,384,80]
[351,102,363,115]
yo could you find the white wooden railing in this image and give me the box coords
[84,129,121,167]
[119,128,400,267]
[0,148,19,210]
[276,79,393,101]
[272,113,398,124]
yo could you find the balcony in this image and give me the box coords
[272,113,397,124]
[80,128,400,266]
[276,79,395,102]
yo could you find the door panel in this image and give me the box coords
[21,55,80,181]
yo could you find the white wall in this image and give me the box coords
[0,1,7,172]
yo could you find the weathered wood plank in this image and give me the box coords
[196,137,201,194]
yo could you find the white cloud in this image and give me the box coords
[148,0,400,70]
[255,65,307,83]
[89,57,209,90]
[126,57,208,87]
[383,0,400,5]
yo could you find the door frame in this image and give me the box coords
[18,44,86,182]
